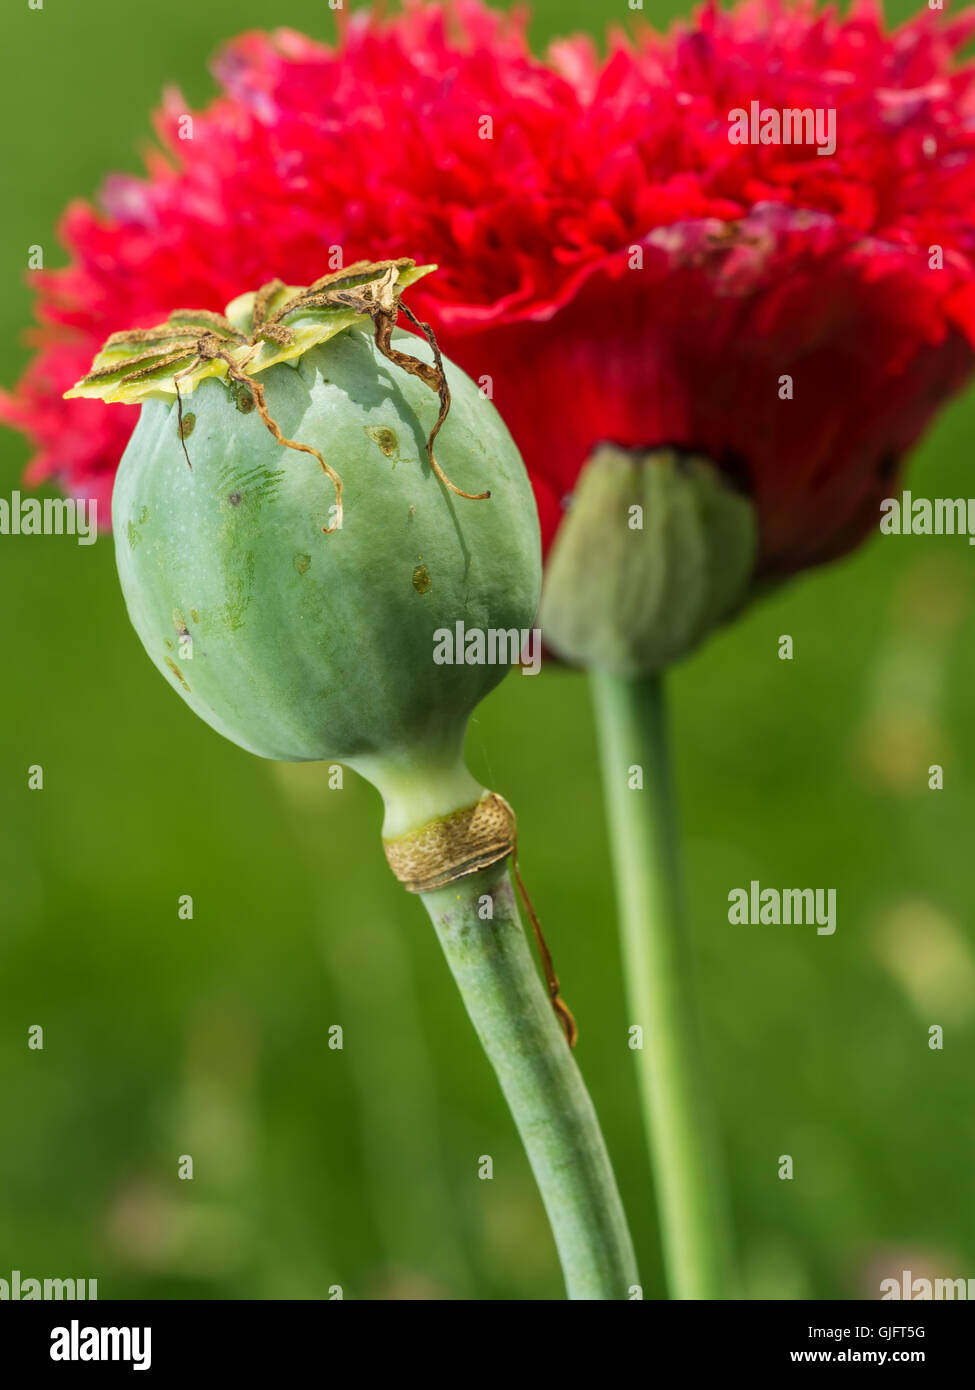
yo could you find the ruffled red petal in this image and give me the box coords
[3,0,975,573]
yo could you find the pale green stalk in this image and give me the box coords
[421,858,638,1300]
[590,668,735,1299]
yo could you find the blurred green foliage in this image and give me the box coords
[1,0,972,1300]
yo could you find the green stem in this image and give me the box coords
[421,859,639,1300]
[589,668,735,1299]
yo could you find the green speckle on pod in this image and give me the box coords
[230,380,256,414]
[365,425,399,458]
[412,564,432,594]
[111,323,541,776]
[219,550,256,632]
[178,412,196,440]
[127,504,151,551]
[165,658,190,691]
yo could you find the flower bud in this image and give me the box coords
[539,445,757,675]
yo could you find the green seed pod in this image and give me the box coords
[69,262,541,834]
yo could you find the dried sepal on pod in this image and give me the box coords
[66,260,488,532]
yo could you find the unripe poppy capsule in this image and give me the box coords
[69,263,541,834]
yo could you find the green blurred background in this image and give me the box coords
[2,0,973,1301]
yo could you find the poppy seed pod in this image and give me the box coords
[70,263,541,833]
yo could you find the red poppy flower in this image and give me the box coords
[4,0,975,577]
